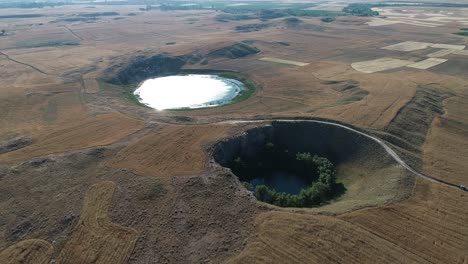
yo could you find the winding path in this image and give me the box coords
[216,118,465,191]
[0,51,50,75]
[62,25,84,41]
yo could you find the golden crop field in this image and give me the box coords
[0,1,467,263]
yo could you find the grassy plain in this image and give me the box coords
[0,2,467,263]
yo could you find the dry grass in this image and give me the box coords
[315,164,409,214]
[0,113,144,162]
[107,124,232,176]
[227,210,428,263]
[342,180,468,264]
[0,239,53,264]
[423,94,468,186]
[367,18,400,27]
[227,179,468,263]
[83,78,100,94]
[314,70,417,129]
[57,181,139,264]
[0,4,467,263]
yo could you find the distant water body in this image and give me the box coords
[134,74,245,110]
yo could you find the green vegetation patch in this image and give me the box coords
[160,1,316,13]
[215,14,257,22]
[98,81,151,108]
[14,35,80,48]
[454,31,468,37]
[0,2,64,9]
[232,143,345,208]
[158,2,343,21]
[55,12,120,22]
[235,23,271,32]
[218,8,344,21]
[78,12,120,17]
[0,14,44,19]
[320,17,336,23]
[56,17,98,22]
[454,28,468,37]
[283,17,302,24]
[207,42,259,59]
[222,2,314,13]
[218,72,256,105]
[119,83,152,108]
[342,3,379,17]
[273,9,344,18]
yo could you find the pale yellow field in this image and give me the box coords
[351,58,413,73]
[431,44,466,50]
[382,41,433,52]
[407,58,447,69]
[259,57,310,66]
[428,49,455,58]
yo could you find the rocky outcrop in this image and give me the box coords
[105,54,187,85]
[0,136,32,154]
[207,43,259,59]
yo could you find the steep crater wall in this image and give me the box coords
[102,42,260,86]
[214,122,393,169]
[104,54,187,85]
[212,121,414,213]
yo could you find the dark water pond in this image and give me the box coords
[250,171,310,194]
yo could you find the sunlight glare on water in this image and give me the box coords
[134,74,245,110]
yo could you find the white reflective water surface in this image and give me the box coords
[134,74,245,110]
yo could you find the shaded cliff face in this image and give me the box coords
[212,121,414,213]
[385,85,453,148]
[213,121,394,169]
[102,42,259,86]
[104,55,187,85]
